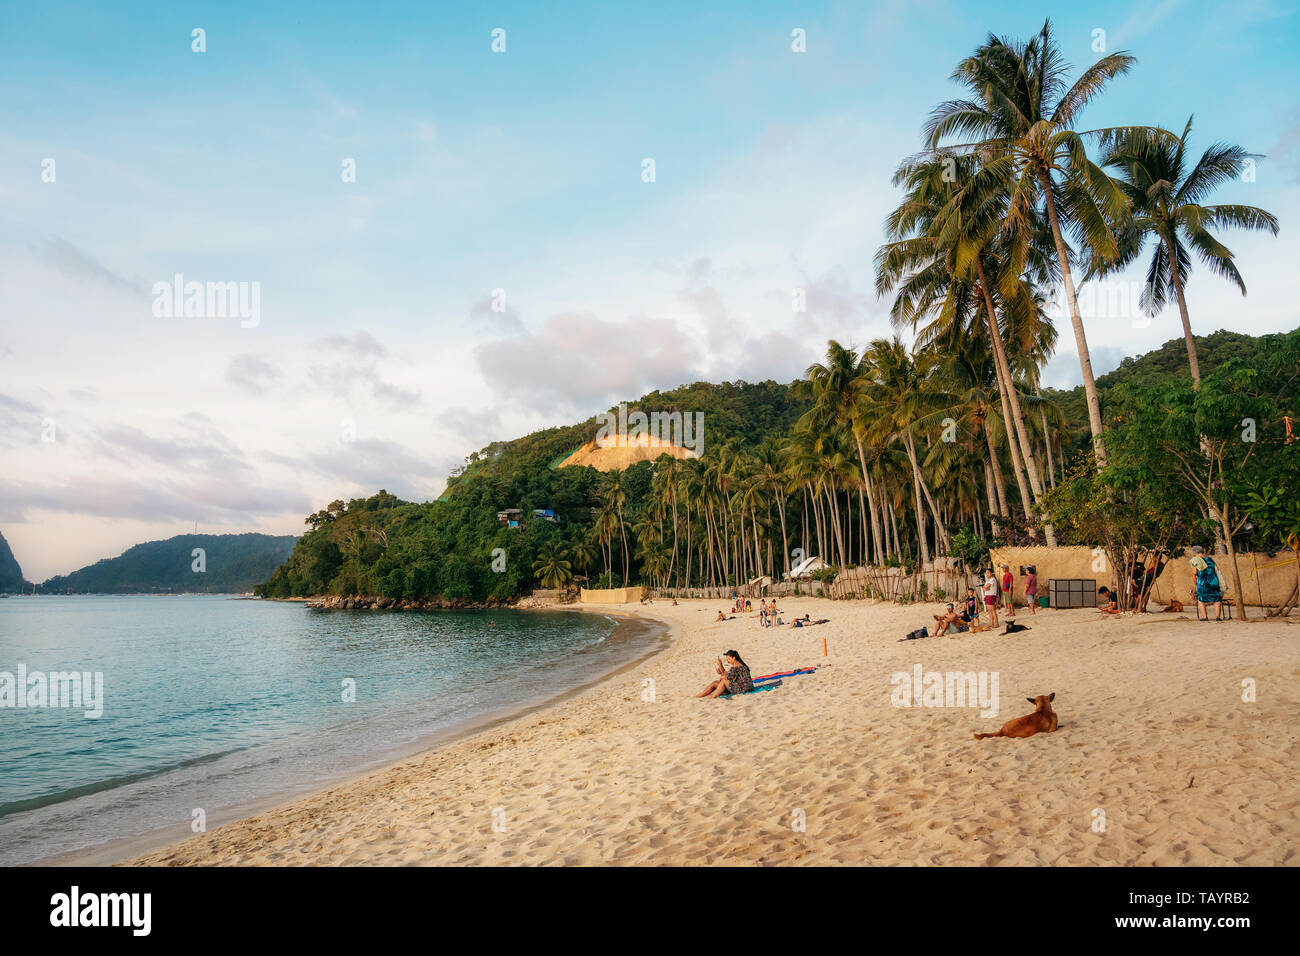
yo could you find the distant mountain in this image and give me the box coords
[0,530,28,593]
[37,533,298,595]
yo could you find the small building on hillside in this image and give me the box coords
[533,509,561,523]
[497,508,523,529]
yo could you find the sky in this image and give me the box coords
[1,0,1298,580]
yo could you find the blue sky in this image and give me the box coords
[2,0,1298,579]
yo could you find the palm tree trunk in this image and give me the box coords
[902,436,932,566]
[1037,394,1056,490]
[905,432,949,554]
[983,459,1001,536]
[1166,241,1202,387]
[853,436,885,564]
[1039,167,1107,466]
[776,489,790,577]
[887,488,901,559]
[976,260,1055,545]
[983,422,1009,520]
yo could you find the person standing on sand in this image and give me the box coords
[1024,566,1038,616]
[696,650,753,698]
[1000,564,1015,615]
[982,570,1000,628]
[1188,545,1223,621]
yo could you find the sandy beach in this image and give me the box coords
[124,599,1299,866]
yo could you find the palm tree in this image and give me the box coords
[877,154,1051,534]
[863,337,949,564]
[1099,116,1279,386]
[801,341,887,565]
[599,469,630,582]
[568,537,597,580]
[532,544,574,590]
[926,19,1145,466]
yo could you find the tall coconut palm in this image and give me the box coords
[877,153,1055,541]
[926,19,1145,466]
[800,341,886,564]
[1099,116,1279,386]
[599,469,630,582]
[863,337,950,564]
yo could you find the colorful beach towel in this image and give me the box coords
[721,679,783,698]
[753,667,818,684]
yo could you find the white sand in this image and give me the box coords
[127,599,1299,866]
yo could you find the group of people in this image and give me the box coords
[920,565,1036,637]
[1097,548,1220,618]
[714,599,830,630]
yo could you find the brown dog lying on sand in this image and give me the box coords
[1161,599,1184,612]
[968,622,991,633]
[973,693,1057,740]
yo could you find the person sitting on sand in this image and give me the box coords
[716,611,733,622]
[1097,586,1118,613]
[790,613,812,628]
[932,602,964,636]
[1188,545,1223,621]
[695,650,754,698]
[1129,555,1167,612]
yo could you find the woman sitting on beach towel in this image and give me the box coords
[696,650,754,698]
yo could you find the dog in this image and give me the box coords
[973,693,1057,740]
[968,621,991,633]
[1161,599,1184,613]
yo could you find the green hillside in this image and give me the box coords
[38,533,298,594]
[1046,330,1276,460]
[257,329,1299,605]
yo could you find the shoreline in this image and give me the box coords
[35,605,676,867]
[96,597,1299,866]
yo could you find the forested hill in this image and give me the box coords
[257,380,809,602]
[38,533,298,594]
[1047,330,1275,453]
[255,330,1295,605]
[0,530,28,593]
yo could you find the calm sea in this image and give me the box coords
[0,595,662,865]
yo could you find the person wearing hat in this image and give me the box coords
[1188,545,1223,621]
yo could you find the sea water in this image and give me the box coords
[0,595,661,865]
